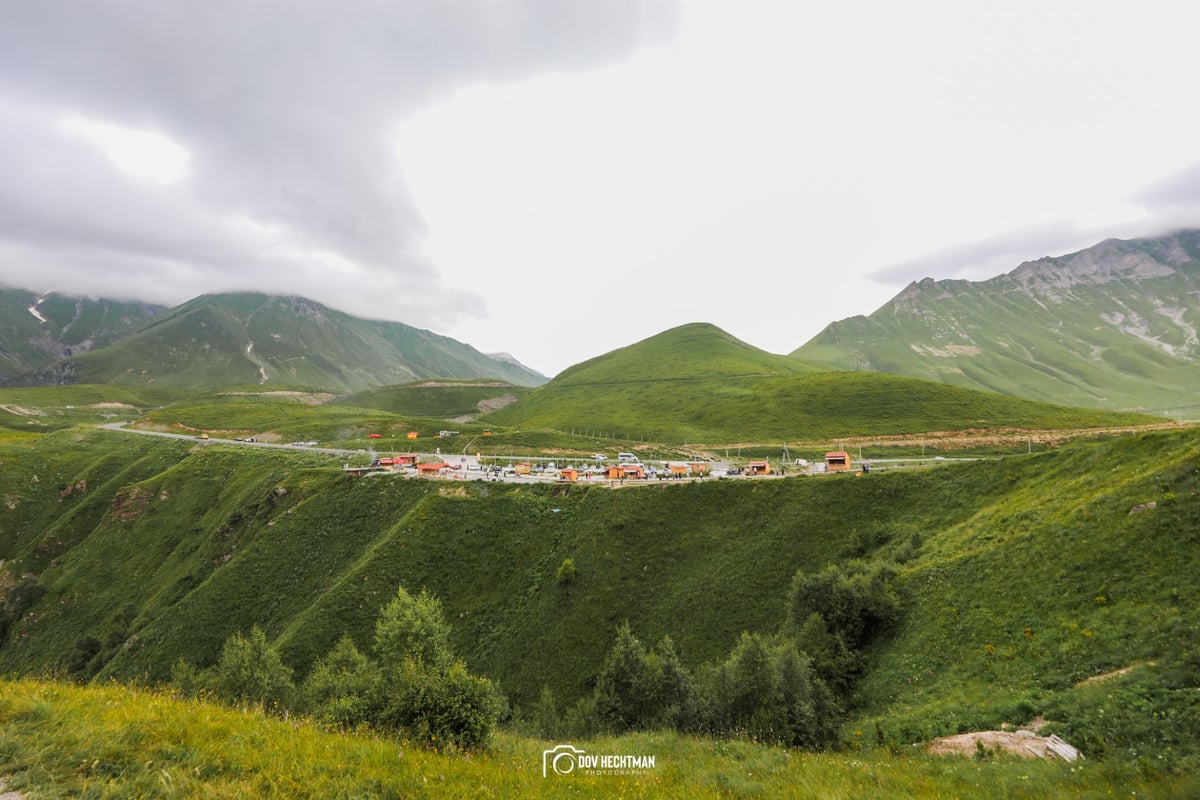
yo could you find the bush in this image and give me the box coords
[297,584,504,750]
[701,632,837,748]
[373,586,454,671]
[555,558,577,585]
[592,624,703,733]
[302,635,377,726]
[786,560,900,650]
[213,625,294,709]
[593,623,660,732]
[374,658,503,750]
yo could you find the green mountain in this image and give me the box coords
[7,292,546,390]
[484,322,1157,443]
[0,287,162,380]
[792,229,1200,417]
[1,422,1197,763]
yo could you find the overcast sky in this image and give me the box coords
[3,1,1200,376]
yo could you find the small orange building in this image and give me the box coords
[558,467,579,482]
[416,462,450,476]
[406,431,419,440]
[825,451,852,472]
[746,460,771,475]
[604,464,646,480]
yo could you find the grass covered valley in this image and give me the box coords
[0,319,1197,797]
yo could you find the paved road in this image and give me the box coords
[96,422,963,484]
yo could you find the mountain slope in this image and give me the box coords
[10,293,546,390]
[792,230,1200,417]
[1,424,1197,764]
[484,322,1157,443]
[0,287,162,380]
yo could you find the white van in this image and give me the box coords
[617,452,640,464]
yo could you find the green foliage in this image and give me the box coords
[555,557,577,585]
[373,586,454,671]
[373,657,503,751]
[788,560,900,650]
[367,587,503,749]
[7,678,1196,800]
[592,623,663,732]
[701,632,837,748]
[301,634,377,727]
[530,685,561,739]
[588,624,835,748]
[784,560,900,698]
[213,625,295,709]
[3,421,1200,766]
[1040,673,1200,769]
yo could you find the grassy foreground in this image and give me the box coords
[1,679,1195,799]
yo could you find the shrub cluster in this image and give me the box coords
[173,586,504,750]
[534,559,898,748]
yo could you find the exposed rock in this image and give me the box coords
[928,730,1082,762]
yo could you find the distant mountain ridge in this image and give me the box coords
[1,290,546,390]
[0,288,163,379]
[792,229,1200,417]
[485,322,1153,442]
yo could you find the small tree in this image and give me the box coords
[593,623,659,732]
[702,632,835,747]
[532,685,561,739]
[369,585,503,749]
[213,625,294,709]
[302,634,377,726]
[373,586,453,671]
[555,558,577,585]
[592,624,700,733]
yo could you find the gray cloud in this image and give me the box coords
[869,162,1200,287]
[0,0,680,325]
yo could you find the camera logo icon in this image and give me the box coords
[542,743,585,777]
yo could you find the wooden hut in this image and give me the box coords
[825,451,852,472]
[746,460,771,475]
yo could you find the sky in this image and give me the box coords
[3,1,1200,377]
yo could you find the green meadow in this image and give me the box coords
[2,679,1195,799]
[1,344,1197,796]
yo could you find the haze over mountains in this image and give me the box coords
[3,228,1199,415]
[794,229,1200,417]
[0,291,546,390]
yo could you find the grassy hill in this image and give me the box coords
[0,287,161,381]
[2,421,1198,768]
[334,379,532,419]
[793,230,1200,418]
[485,323,1160,443]
[2,678,1192,799]
[11,292,546,391]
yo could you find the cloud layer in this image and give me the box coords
[0,1,679,327]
